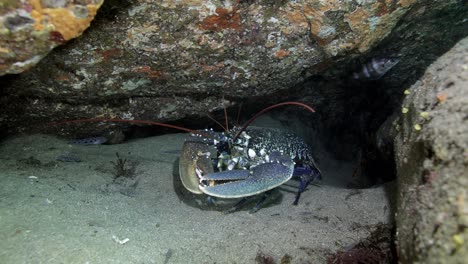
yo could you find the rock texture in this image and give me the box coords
[0,0,104,75]
[0,2,466,262]
[391,36,468,263]
[0,0,466,138]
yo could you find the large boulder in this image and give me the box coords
[392,36,468,263]
[0,0,466,138]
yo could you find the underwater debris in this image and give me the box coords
[112,235,130,245]
[280,254,292,264]
[68,136,107,145]
[327,247,385,264]
[255,251,275,264]
[111,152,137,179]
[327,223,396,264]
[353,57,399,80]
[254,252,293,264]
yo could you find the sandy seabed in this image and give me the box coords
[0,128,393,263]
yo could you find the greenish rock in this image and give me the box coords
[393,36,468,264]
[0,0,104,75]
[1,0,466,138]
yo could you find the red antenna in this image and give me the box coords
[49,118,214,139]
[49,102,316,142]
[233,102,316,141]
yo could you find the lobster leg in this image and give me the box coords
[223,197,248,214]
[223,190,273,214]
[249,190,272,213]
[292,165,322,205]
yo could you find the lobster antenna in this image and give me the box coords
[233,101,316,141]
[206,113,227,132]
[235,102,243,128]
[223,97,229,132]
[49,118,215,139]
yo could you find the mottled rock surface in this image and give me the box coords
[0,0,466,139]
[392,36,467,263]
[0,2,467,262]
[0,0,103,75]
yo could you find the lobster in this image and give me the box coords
[51,102,322,212]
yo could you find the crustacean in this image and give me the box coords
[51,102,321,212]
[179,102,322,212]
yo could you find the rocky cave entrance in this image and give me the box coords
[120,73,399,191]
[0,0,466,262]
[106,74,402,262]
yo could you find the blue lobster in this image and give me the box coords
[51,102,322,212]
[178,102,322,212]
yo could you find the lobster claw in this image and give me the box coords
[199,152,295,198]
[179,140,214,194]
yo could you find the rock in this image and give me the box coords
[0,0,466,138]
[0,0,104,75]
[393,36,468,263]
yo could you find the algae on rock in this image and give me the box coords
[393,36,468,264]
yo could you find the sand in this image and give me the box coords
[0,123,394,263]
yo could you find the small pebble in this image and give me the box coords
[453,234,463,246]
[437,93,447,103]
[420,111,430,120]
